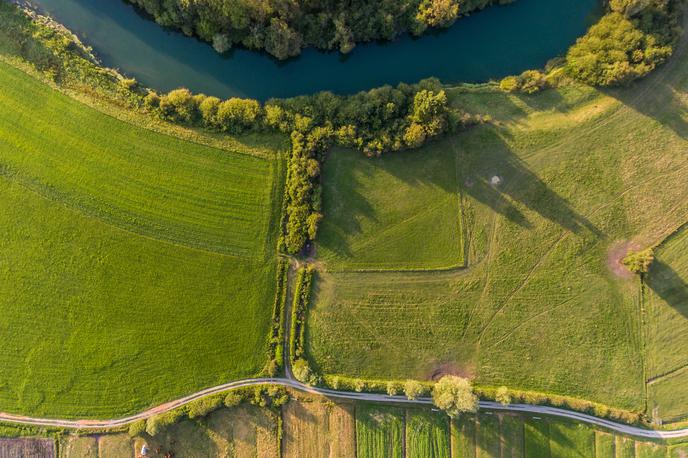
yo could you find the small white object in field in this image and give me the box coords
[490,175,502,186]
[141,444,149,456]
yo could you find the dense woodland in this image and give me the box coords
[126,0,511,59]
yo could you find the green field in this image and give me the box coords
[645,224,688,423]
[307,22,688,409]
[0,61,283,417]
[405,409,450,458]
[317,145,464,271]
[355,404,404,458]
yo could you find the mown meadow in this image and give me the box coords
[0,61,284,417]
[307,15,688,414]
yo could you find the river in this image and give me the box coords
[29,0,601,100]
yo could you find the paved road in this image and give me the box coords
[0,376,684,439]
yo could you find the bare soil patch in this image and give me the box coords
[607,240,640,279]
[428,362,476,381]
[0,438,54,458]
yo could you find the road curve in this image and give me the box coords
[0,377,683,439]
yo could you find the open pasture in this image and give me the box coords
[309,33,688,410]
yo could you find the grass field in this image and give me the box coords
[0,61,283,417]
[645,224,688,423]
[308,18,688,409]
[317,145,464,271]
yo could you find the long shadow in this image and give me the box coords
[647,259,688,316]
[319,125,601,259]
[380,129,601,236]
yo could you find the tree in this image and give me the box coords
[566,12,673,86]
[417,0,459,28]
[199,96,221,127]
[495,386,511,406]
[159,88,198,123]
[404,379,425,400]
[217,98,261,133]
[623,247,654,274]
[432,375,478,417]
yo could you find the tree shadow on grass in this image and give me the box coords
[318,126,601,260]
[443,128,601,236]
[647,259,688,316]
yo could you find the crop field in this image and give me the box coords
[317,145,464,271]
[308,24,688,409]
[283,397,355,457]
[0,61,283,417]
[645,224,688,423]
[406,409,451,458]
[356,403,405,458]
[0,438,55,457]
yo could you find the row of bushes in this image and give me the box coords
[316,373,645,425]
[145,80,482,156]
[262,258,289,377]
[128,385,290,437]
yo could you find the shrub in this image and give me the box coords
[495,386,511,405]
[216,98,261,133]
[127,419,146,437]
[145,409,184,436]
[404,380,425,400]
[292,358,314,384]
[187,395,223,419]
[432,375,479,417]
[623,247,654,274]
[386,381,402,396]
[353,379,366,392]
[499,76,520,92]
[224,392,243,408]
[159,88,198,123]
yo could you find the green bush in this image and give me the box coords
[623,247,655,274]
[187,395,223,419]
[127,419,146,437]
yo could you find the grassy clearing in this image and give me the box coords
[282,398,355,458]
[317,145,464,271]
[645,224,688,423]
[0,61,283,417]
[616,436,636,458]
[355,403,404,458]
[405,409,450,458]
[308,23,688,408]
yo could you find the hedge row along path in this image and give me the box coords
[0,376,687,439]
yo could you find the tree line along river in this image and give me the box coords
[29,0,601,100]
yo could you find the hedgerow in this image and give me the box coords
[263,258,289,376]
